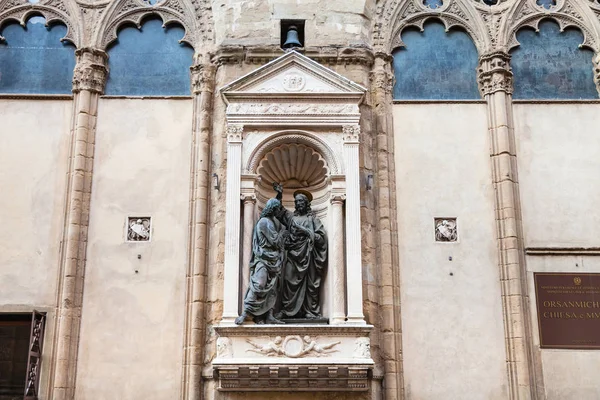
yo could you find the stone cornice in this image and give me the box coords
[212,46,374,68]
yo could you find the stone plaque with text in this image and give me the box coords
[534,273,600,349]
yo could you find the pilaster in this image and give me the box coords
[183,62,216,400]
[593,53,600,97]
[478,51,541,400]
[221,124,244,325]
[369,53,403,400]
[342,125,365,325]
[50,48,108,400]
[329,193,346,325]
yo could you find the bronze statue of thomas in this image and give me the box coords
[235,198,286,325]
[274,183,328,320]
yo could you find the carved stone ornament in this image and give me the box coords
[477,51,513,96]
[435,218,458,242]
[353,337,371,359]
[342,125,360,143]
[190,63,216,94]
[127,217,151,241]
[216,337,233,358]
[226,103,359,115]
[226,124,243,143]
[72,48,108,94]
[370,69,394,95]
[246,335,340,358]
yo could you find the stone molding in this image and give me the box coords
[477,51,513,96]
[72,48,108,94]
[212,46,374,67]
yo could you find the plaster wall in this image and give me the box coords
[515,103,600,400]
[0,99,71,307]
[212,0,371,47]
[75,98,192,400]
[393,103,508,399]
[514,103,600,247]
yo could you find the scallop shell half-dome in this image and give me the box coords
[257,143,329,189]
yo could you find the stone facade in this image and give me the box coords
[1,0,600,399]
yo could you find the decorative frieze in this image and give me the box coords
[226,103,359,115]
[477,51,513,96]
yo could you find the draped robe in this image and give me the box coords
[277,210,328,318]
[241,215,286,318]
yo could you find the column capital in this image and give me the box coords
[72,48,108,94]
[190,63,217,94]
[330,194,346,204]
[227,124,244,143]
[342,125,360,143]
[240,193,257,203]
[477,51,513,97]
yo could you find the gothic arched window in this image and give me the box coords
[392,21,480,100]
[105,17,194,96]
[0,16,75,94]
[511,20,596,99]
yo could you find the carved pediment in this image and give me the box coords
[221,50,366,96]
[221,51,365,126]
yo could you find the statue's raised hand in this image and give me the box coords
[272,182,283,194]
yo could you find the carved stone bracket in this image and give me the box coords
[190,63,216,94]
[369,69,394,96]
[72,48,108,94]
[226,124,244,143]
[477,51,513,97]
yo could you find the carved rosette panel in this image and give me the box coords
[0,0,79,45]
[477,51,513,95]
[502,0,599,52]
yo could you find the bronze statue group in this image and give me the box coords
[235,183,328,325]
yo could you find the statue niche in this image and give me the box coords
[237,141,330,325]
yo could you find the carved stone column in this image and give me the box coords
[221,124,244,325]
[478,51,541,400]
[183,62,216,400]
[594,53,600,97]
[370,54,403,400]
[241,193,256,298]
[329,194,346,324]
[342,125,366,325]
[50,48,108,400]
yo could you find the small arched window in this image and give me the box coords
[511,20,597,99]
[392,21,480,100]
[105,17,194,96]
[0,16,75,94]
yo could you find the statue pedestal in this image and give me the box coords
[213,324,374,392]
